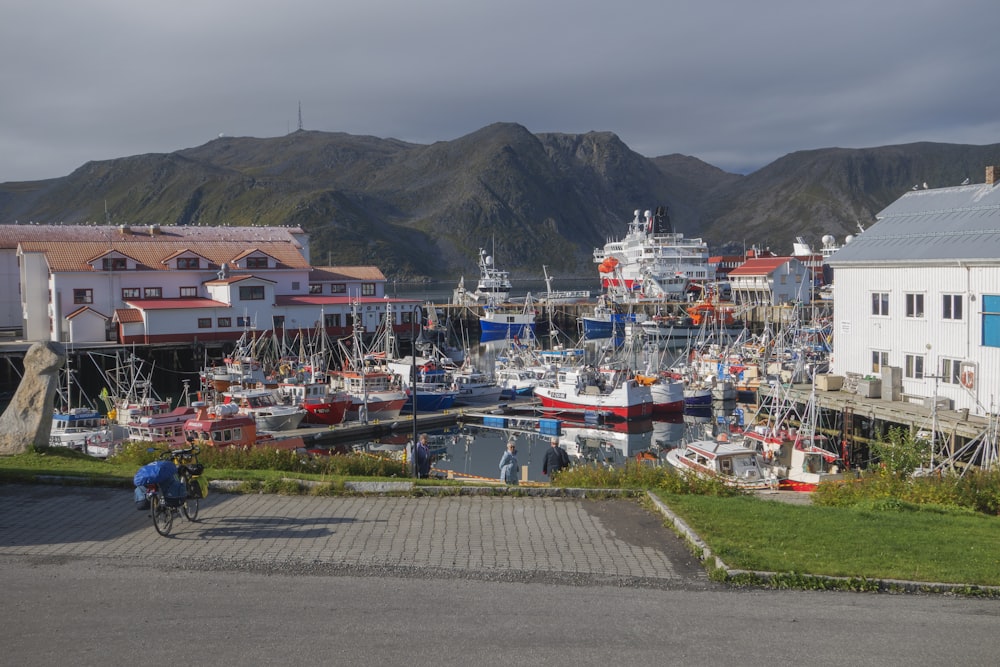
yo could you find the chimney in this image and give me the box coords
[987,166,1000,186]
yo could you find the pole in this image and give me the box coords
[411,313,419,478]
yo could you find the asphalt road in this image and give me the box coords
[1,484,997,666]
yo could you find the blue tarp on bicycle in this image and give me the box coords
[133,460,178,486]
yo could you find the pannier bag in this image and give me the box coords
[134,486,150,511]
[133,460,178,487]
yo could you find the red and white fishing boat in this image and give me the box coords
[275,375,352,426]
[635,373,685,414]
[533,366,653,420]
[330,304,407,422]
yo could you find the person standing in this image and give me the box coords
[542,437,570,480]
[415,433,431,479]
[499,440,519,485]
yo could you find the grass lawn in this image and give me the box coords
[657,492,1000,586]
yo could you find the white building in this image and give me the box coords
[727,256,810,306]
[4,224,418,344]
[827,166,1000,416]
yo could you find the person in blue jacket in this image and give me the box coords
[499,440,519,485]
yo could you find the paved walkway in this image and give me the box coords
[0,484,712,588]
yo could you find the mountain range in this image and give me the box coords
[1,123,997,280]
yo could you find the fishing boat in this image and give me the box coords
[479,297,536,341]
[449,364,504,406]
[594,207,711,301]
[274,375,352,426]
[385,357,459,413]
[534,366,654,420]
[48,357,117,457]
[183,402,304,450]
[49,407,116,457]
[330,304,408,422]
[665,437,774,490]
[452,247,513,305]
[126,405,199,447]
[639,374,685,414]
[222,385,306,431]
[537,265,590,304]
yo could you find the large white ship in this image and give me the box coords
[594,207,711,300]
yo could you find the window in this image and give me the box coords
[246,256,268,269]
[177,257,200,270]
[179,286,198,298]
[984,295,1000,348]
[330,283,346,294]
[197,318,212,329]
[943,294,963,320]
[73,289,93,304]
[218,317,231,327]
[361,283,376,296]
[871,350,889,374]
[237,316,251,327]
[309,283,323,294]
[291,281,300,291]
[905,353,924,379]
[121,288,140,300]
[324,313,341,327]
[239,285,265,300]
[102,257,126,271]
[905,293,924,318]
[871,292,889,316]
[272,315,285,329]
[143,287,162,299]
[941,358,961,385]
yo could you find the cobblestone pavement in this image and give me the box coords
[0,484,713,589]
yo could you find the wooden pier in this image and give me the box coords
[759,382,990,456]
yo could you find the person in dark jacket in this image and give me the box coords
[415,433,431,478]
[542,437,570,479]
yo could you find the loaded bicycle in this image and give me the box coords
[134,445,206,536]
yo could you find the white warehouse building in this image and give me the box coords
[827,166,1000,417]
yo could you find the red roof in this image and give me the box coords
[124,298,229,310]
[114,308,144,323]
[274,295,419,307]
[728,257,792,276]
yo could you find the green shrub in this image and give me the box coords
[555,460,743,496]
[813,466,1000,516]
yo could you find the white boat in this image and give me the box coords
[49,407,116,457]
[222,385,306,431]
[453,247,513,305]
[48,357,117,457]
[665,437,774,490]
[594,207,711,301]
[449,365,504,406]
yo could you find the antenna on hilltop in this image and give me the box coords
[298,101,303,131]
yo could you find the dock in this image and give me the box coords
[759,382,990,448]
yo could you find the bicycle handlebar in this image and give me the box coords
[157,444,201,461]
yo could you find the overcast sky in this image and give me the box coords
[2,0,998,184]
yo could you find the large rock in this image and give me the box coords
[0,341,66,455]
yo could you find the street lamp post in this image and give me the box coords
[411,312,419,478]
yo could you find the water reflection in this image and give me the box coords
[351,401,745,483]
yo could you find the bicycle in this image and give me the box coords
[166,444,205,522]
[137,445,206,536]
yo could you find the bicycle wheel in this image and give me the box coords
[151,494,173,536]
[182,495,200,521]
